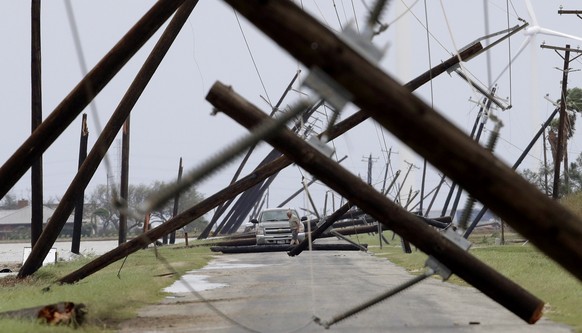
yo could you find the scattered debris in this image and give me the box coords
[0,302,86,327]
[211,243,367,253]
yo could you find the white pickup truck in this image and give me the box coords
[250,208,305,245]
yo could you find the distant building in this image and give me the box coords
[0,200,75,240]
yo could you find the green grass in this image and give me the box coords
[1,230,580,332]
[0,244,213,332]
[355,232,582,332]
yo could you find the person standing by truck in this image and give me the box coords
[287,210,301,245]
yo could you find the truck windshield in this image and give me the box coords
[261,210,289,221]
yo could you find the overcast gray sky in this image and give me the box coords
[1,0,582,219]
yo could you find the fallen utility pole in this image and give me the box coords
[289,201,353,256]
[225,0,582,282]
[18,0,199,278]
[198,43,482,239]
[207,81,544,324]
[57,41,482,284]
[0,0,188,201]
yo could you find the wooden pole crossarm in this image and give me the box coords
[224,0,582,283]
[541,44,582,55]
[207,81,544,324]
[453,70,509,110]
[558,9,582,15]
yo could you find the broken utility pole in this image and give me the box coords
[224,0,582,282]
[57,40,481,283]
[207,81,544,324]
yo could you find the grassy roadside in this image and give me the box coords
[1,232,579,332]
[357,232,581,332]
[0,244,213,332]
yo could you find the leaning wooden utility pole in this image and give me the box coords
[207,81,544,324]
[0,0,187,202]
[57,43,481,283]
[224,0,582,282]
[18,0,199,278]
[30,0,43,248]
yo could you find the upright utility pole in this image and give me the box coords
[542,127,549,196]
[71,114,89,254]
[119,116,130,244]
[363,154,377,185]
[554,45,570,199]
[170,157,183,244]
[30,0,43,247]
[541,44,582,198]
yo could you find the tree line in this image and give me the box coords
[0,181,207,239]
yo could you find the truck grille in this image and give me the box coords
[264,227,292,236]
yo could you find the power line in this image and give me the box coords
[233,10,272,106]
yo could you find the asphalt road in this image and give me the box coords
[118,249,573,333]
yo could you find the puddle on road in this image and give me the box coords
[164,258,268,294]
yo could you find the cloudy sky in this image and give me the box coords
[1,0,582,219]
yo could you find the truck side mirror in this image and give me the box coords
[250,218,259,224]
